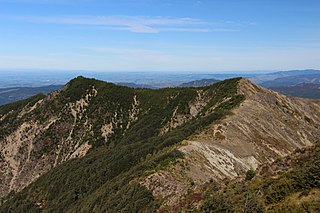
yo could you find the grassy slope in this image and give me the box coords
[0,77,244,212]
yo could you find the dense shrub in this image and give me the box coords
[246,169,256,181]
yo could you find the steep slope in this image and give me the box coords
[0,77,244,212]
[139,79,320,210]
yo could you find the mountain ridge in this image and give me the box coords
[0,77,319,212]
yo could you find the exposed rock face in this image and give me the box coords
[160,106,190,134]
[188,90,209,117]
[160,90,209,135]
[141,79,320,208]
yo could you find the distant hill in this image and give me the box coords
[0,85,62,106]
[247,70,320,99]
[260,74,320,88]
[116,82,156,89]
[178,79,220,87]
[249,69,320,84]
[270,83,320,99]
[268,69,320,76]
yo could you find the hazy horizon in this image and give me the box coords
[0,68,319,74]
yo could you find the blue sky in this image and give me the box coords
[0,0,320,72]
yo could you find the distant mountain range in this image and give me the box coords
[117,78,221,88]
[0,85,62,106]
[248,70,320,99]
[259,74,320,88]
[116,82,156,89]
[270,83,320,99]
[1,69,320,106]
[248,69,320,84]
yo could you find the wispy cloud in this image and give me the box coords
[156,28,209,32]
[7,15,240,33]
[98,26,239,33]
